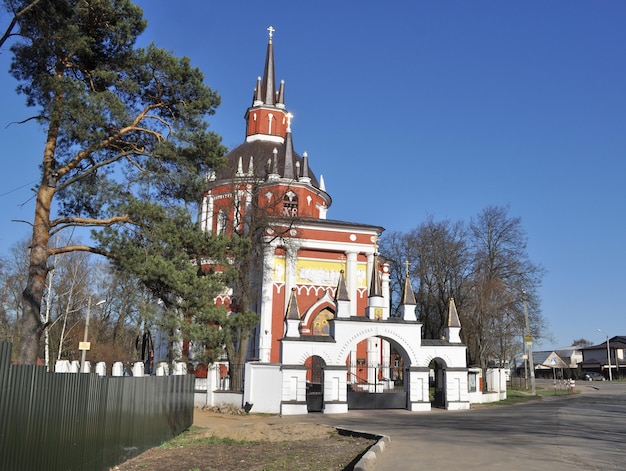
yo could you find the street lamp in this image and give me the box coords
[597,328,612,381]
[522,291,536,395]
[80,298,106,373]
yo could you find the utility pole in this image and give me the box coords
[80,298,105,372]
[598,329,613,381]
[523,290,536,395]
[606,336,613,381]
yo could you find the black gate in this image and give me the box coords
[431,359,446,408]
[347,365,406,409]
[306,356,325,412]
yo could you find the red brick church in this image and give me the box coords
[198,26,390,367]
[196,28,470,415]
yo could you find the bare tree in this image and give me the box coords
[378,229,420,317]
[0,238,30,351]
[410,218,470,339]
[380,206,547,373]
[380,217,470,338]
[465,205,546,369]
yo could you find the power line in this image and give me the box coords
[0,180,38,198]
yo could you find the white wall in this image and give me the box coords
[243,362,283,414]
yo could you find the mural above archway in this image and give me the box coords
[312,308,334,335]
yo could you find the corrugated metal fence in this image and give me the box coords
[0,341,194,471]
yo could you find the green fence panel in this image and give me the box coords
[0,341,194,471]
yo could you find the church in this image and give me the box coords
[197,27,471,414]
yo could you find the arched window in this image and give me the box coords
[283,191,298,217]
[217,209,228,235]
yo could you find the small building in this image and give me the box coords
[555,346,583,370]
[531,351,570,379]
[580,336,626,379]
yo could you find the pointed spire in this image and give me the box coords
[253,76,263,105]
[319,174,326,192]
[448,297,461,328]
[335,270,350,302]
[285,287,301,320]
[300,151,311,183]
[261,26,276,106]
[247,156,254,176]
[285,287,302,338]
[236,156,244,176]
[444,297,462,343]
[369,252,382,298]
[268,148,279,181]
[283,130,295,179]
[276,80,285,109]
[401,260,417,305]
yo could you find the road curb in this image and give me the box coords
[336,428,390,471]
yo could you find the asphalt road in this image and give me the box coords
[297,381,626,470]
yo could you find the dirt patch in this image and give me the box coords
[111,407,377,470]
[191,407,336,442]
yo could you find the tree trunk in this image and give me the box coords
[19,185,54,364]
[18,106,59,364]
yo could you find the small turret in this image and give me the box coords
[444,297,462,343]
[366,252,387,320]
[284,288,301,338]
[335,270,351,319]
[399,261,417,321]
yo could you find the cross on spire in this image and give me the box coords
[404,259,410,276]
[267,25,275,41]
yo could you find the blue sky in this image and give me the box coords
[0,1,624,349]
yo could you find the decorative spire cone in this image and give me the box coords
[445,297,462,343]
[283,131,294,179]
[262,26,276,105]
[335,270,351,319]
[366,253,386,320]
[285,288,301,338]
[399,261,417,321]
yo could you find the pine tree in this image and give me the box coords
[5,0,226,364]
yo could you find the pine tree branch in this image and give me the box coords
[0,0,43,50]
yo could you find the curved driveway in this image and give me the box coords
[294,382,626,470]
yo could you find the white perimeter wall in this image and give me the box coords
[243,362,283,414]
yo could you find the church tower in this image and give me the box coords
[199,26,330,239]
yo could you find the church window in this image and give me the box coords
[217,209,228,235]
[283,191,298,217]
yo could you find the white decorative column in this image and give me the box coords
[366,252,374,291]
[367,338,380,387]
[323,366,348,414]
[280,365,308,415]
[382,340,391,380]
[200,191,214,233]
[284,245,297,310]
[258,243,275,363]
[345,251,358,317]
[408,367,431,411]
[445,368,470,410]
[381,262,390,320]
